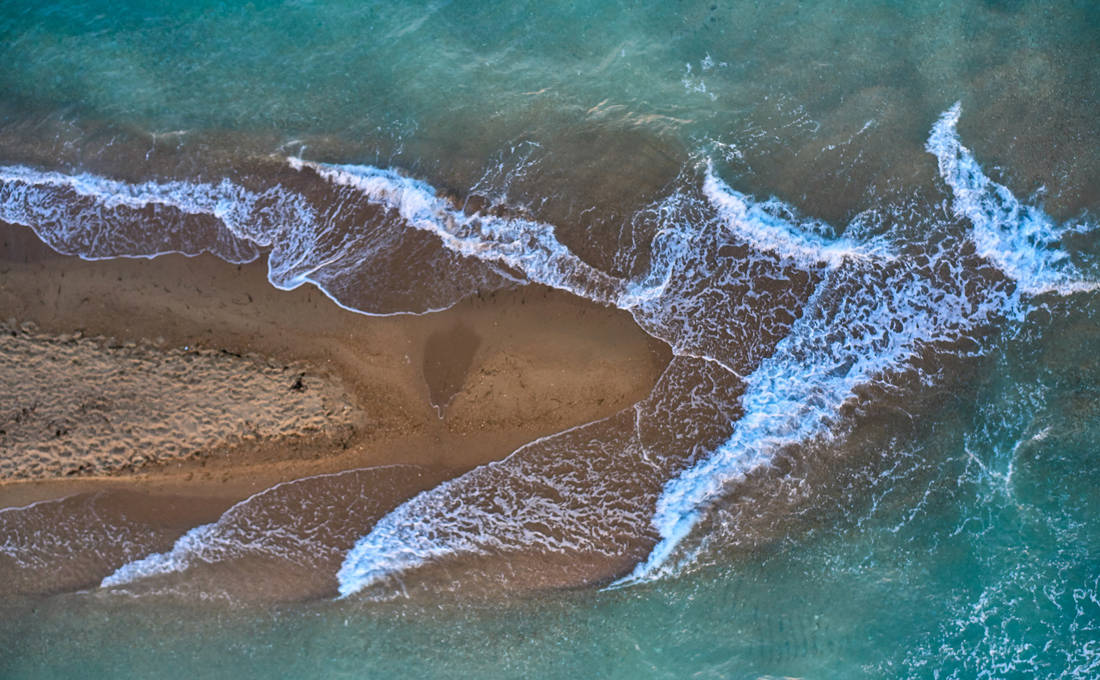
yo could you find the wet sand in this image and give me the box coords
[0,223,671,510]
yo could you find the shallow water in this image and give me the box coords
[1,0,1098,677]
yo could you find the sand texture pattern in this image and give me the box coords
[0,225,668,511]
[0,320,360,480]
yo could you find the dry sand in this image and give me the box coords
[0,321,361,480]
[0,223,670,508]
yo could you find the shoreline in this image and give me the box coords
[0,223,671,510]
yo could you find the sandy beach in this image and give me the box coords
[0,222,670,509]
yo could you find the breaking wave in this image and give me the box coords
[926,103,1100,298]
[2,105,1095,599]
[335,105,1097,595]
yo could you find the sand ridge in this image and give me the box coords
[0,223,670,507]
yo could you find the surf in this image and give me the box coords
[1,105,1095,600]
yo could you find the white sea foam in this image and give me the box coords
[0,162,512,315]
[101,522,220,588]
[333,356,753,598]
[333,176,909,596]
[0,493,160,577]
[341,107,1083,593]
[614,104,1100,585]
[702,163,890,268]
[287,158,632,306]
[927,102,1099,297]
[0,164,318,265]
[334,413,658,598]
[616,250,1005,584]
[99,473,315,588]
[331,163,908,596]
[0,496,77,570]
[3,107,1095,596]
[0,165,239,215]
[101,467,424,592]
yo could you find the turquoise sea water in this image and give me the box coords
[1,1,1098,677]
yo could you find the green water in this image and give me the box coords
[1,0,1098,677]
[2,0,1097,214]
[3,309,1096,677]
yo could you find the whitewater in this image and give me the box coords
[0,106,1095,599]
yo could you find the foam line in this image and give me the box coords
[702,163,891,268]
[0,164,317,264]
[614,254,1004,584]
[333,413,642,598]
[288,158,631,306]
[615,105,1099,585]
[101,466,418,589]
[4,112,1095,595]
[0,163,497,317]
[926,102,1098,297]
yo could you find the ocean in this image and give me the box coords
[1,0,1098,677]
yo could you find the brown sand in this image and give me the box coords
[0,224,670,508]
[0,321,361,480]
